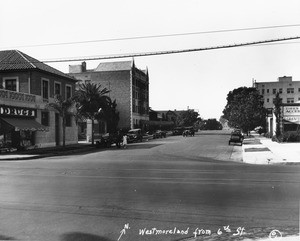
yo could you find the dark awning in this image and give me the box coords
[0,117,48,131]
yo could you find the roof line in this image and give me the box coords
[16,50,36,68]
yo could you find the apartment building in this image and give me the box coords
[69,60,149,138]
[0,50,78,150]
[254,76,300,135]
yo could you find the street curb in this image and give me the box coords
[0,146,98,161]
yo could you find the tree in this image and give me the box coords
[202,119,223,130]
[223,87,267,134]
[74,83,110,145]
[273,92,282,137]
[47,95,75,147]
[96,98,119,133]
[178,109,200,127]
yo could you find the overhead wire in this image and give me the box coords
[0,36,299,65]
[1,23,300,49]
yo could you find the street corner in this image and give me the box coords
[242,141,278,165]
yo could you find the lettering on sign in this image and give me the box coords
[0,105,36,117]
[283,116,300,124]
[283,106,300,115]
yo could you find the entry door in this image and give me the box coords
[55,113,60,146]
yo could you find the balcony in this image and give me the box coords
[0,89,36,103]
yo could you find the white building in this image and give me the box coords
[254,76,300,136]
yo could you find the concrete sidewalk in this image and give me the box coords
[242,134,300,165]
[0,142,95,161]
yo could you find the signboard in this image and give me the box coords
[0,105,36,118]
[283,116,300,124]
[283,106,300,124]
[283,106,300,116]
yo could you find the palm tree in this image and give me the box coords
[74,83,110,145]
[47,95,75,147]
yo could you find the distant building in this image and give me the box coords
[0,50,78,149]
[69,60,149,138]
[254,76,300,136]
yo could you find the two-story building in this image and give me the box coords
[0,50,78,150]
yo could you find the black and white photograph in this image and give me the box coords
[0,1,299,240]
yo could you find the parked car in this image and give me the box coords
[95,133,117,148]
[228,131,243,145]
[127,128,143,143]
[172,127,184,135]
[183,127,195,137]
[155,130,166,138]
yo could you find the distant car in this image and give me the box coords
[172,127,184,135]
[228,131,243,145]
[127,128,143,143]
[183,127,195,137]
[154,130,166,138]
[95,133,116,148]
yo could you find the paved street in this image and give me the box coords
[0,131,299,241]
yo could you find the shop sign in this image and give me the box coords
[0,105,36,117]
[283,116,300,124]
[283,106,300,116]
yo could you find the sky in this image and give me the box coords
[1,0,300,119]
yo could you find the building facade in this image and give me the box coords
[0,50,78,150]
[69,60,149,136]
[254,76,300,136]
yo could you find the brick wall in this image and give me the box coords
[70,71,132,129]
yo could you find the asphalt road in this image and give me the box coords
[0,131,299,241]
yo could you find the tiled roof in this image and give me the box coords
[94,60,133,72]
[0,50,76,81]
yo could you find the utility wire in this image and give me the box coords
[0,36,299,65]
[40,36,300,63]
[2,23,300,49]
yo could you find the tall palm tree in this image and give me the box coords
[47,95,75,147]
[74,83,110,145]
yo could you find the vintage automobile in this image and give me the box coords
[155,130,167,138]
[126,128,143,143]
[228,131,244,145]
[95,133,117,148]
[172,127,185,135]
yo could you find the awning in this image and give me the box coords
[0,117,49,131]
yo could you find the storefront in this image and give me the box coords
[0,105,48,151]
[282,105,300,132]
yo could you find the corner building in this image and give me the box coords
[254,76,300,136]
[0,50,78,150]
[69,60,149,132]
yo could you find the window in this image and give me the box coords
[287,98,294,103]
[66,115,72,127]
[42,79,49,99]
[54,82,61,96]
[267,89,269,93]
[272,89,276,94]
[287,88,294,94]
[262,89,265,94]
[298,88,300,92]
[66,85,72,99]
[267,98,269,103]
[3,77,18,91]
[41,112,49,126]
[279,88,282,94]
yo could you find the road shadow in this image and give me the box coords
[60,232,113,241]
[0,234,15,240]
[102,143,163,151]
